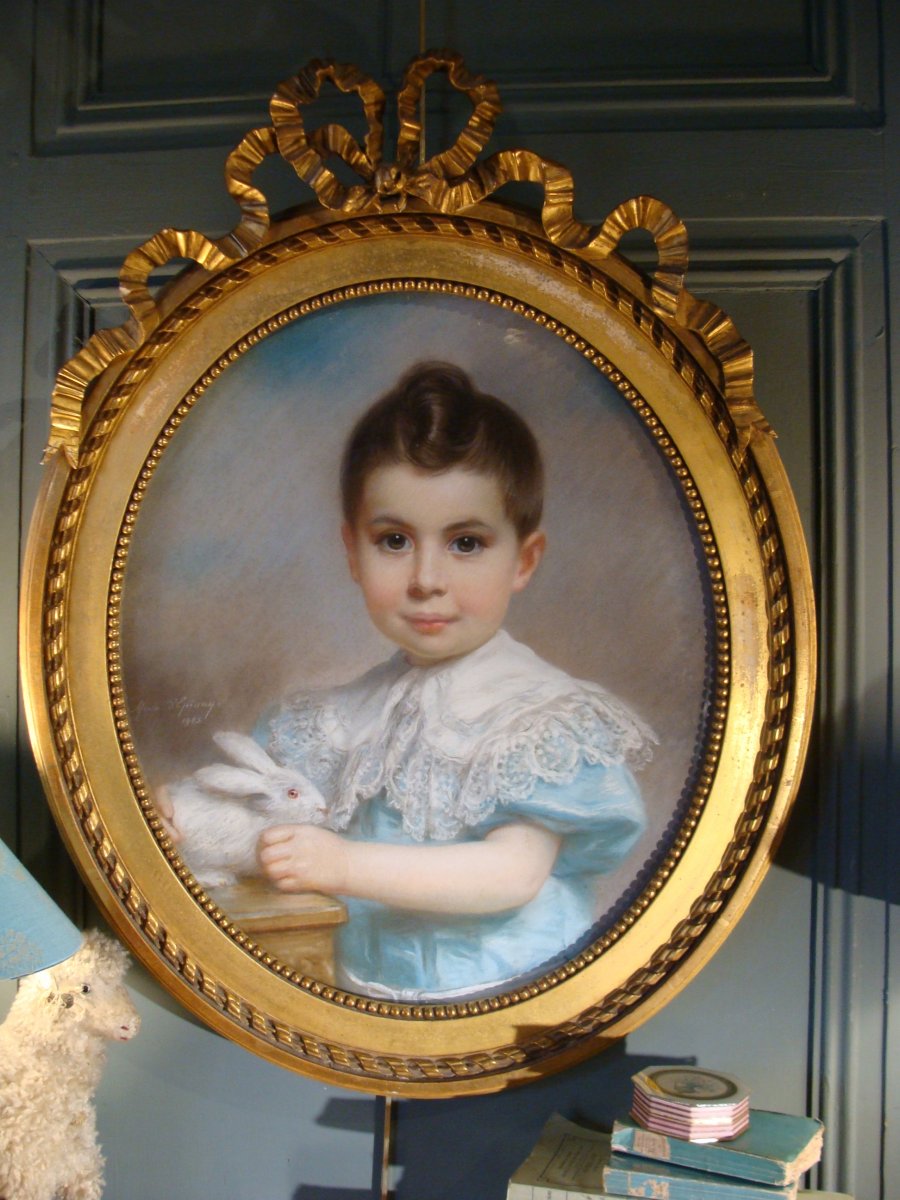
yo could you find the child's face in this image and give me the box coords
[342,463,545,666]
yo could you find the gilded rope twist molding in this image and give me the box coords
[45,52,765,469]
[39,213,793,1082]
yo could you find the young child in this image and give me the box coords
[254,362,653,1002]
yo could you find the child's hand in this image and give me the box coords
[258,824,350,894]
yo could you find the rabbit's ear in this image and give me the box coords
[193,764,270,796]
[212,731,278,774]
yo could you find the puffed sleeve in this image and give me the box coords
[478,760,647,876]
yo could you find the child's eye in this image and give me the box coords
[450,534,484,555]
[378,532,411,552]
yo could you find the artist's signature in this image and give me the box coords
[134,696,218,728]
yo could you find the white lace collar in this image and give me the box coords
[267,631,655,841]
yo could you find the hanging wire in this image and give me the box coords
[419,0,427,164]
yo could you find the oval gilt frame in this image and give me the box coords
[20,55,815,1096]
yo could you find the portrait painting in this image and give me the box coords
[21,194,813,1092]
[117,287,714,1004]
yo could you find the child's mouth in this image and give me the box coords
[405,614,456,634]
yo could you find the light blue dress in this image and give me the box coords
[335,763,645,1000]
[260,631,651,1001]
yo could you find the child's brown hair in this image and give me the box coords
[341,362,544,538]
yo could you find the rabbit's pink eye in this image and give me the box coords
[287,788,300,799]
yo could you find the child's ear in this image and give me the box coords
[341,521,361,583]
[512,530,546,592]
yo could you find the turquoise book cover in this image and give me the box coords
[602,1151,798,1200]
[610,1110,824,1187]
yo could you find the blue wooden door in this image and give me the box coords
[2,3,894,1197]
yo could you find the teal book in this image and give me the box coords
[602,1152,798,1200]
[611,1110,824,1187]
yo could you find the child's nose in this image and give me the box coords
[408,547,446,597]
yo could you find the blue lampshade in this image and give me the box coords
[0,836,82,979]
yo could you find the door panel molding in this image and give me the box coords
[32,0,881,155]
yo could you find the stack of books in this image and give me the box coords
[604,1109,825,1199]
[507,1103,844,1200]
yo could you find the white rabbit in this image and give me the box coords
[166,730,329,888]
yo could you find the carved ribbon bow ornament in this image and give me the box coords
[46,51,762,468]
